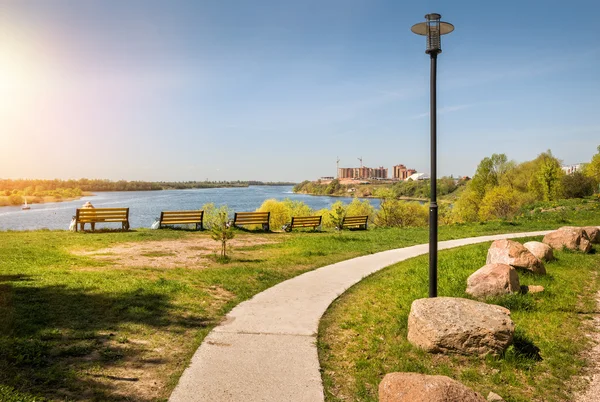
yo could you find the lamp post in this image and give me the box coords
[411,13,454,298]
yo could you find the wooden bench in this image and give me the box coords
[75,208,130,232]
[284,216,322,232]
[233,212,270,231]
[159,210,204,230]
[341,215,368,230]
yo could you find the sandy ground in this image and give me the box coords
[71,236,277,269]
[575,290,600,402]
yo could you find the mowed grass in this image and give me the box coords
[318,240,600,402]
[0,201,599,401]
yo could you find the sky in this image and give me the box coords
[0,0,599,182]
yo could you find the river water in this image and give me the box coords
[0,186,381,231]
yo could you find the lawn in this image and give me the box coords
[318,241,600,402]
[0,200,599,401]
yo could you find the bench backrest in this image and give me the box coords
[160,210,204,224]
[76,208,129,222]
[342,215,368,226]
[234,212,270,225]
[291,216,322,227]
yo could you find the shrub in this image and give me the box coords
[9,194,22,206]
[375,199,428,227]
[478,186,523,221]
[257,199,314,230]
[562,171,595,199]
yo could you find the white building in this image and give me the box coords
[562,164,583,175]
[406,172,430,181]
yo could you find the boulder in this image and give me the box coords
[407,297,515,356]
[543,226,592,253]
[583,226,600,244]
[523,241,554,262]
[521,285,544,294]
[379,372,486,402]
[466,263,520,298]
[487,392,506,402]
[486,239,546,274]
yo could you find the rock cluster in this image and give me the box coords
[466,263,520,298]
[523,241,554,262]
[542,226,592,253]
[486,239,546,274]
[379,372,487,402]
[407,297,515,356]
[583,226,600,244]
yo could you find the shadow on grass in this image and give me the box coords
[511,331,543,362]
[0,279,213,401]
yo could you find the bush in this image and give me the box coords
[375,199,428,227]
[257,199,314,230]
[562,172,595,199]
[9,194,22,206]
[478,186,523,221]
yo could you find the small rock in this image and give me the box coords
[466,263,520,298]
[487,239,546,274]
[379,372,486,402]
[487,391,506,401]
[543,226,592,253]
[521,285,544,294]
[523,241,554,262]
[583,226,600,244]
[407,297,515,356]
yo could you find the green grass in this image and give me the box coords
[318,241,600,402]
[0,200,599,400]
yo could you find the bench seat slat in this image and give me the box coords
[159,210,204,230]
[75,208,130,231]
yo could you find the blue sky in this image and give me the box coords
[0,0,598,182]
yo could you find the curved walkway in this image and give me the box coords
[169,230,552,402]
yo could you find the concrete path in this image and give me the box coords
[169,230,552,402]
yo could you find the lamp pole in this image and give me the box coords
[411,14,454,298]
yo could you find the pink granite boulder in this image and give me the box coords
[379,372,486,402]
[466,263,520,298]
[486,239,546,274]
[543,226,592,253]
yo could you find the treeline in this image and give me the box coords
[452,147,600,222]
[293,177,467,199]
[0,179,297,193]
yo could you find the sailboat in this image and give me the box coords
[22,197,31,210]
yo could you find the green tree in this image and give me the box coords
[562,171,595,198]
[210,208,235,260]
[529,150,564,201]
[478,186,523,221]
[583,145,600,192]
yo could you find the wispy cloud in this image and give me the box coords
[410,104,474,120]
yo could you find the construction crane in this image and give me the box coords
[336,157,340,178]
[358,157,363,168]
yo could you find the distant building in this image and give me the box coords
[338,166,388,180]
[320,176,334,180]
[393,164,417,180]
[407,172,430,181]
[562,164,583,175]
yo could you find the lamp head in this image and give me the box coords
[411,13,454,54]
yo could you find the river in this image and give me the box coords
[0,186,381,231]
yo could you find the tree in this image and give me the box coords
[583,145,600,192]
[562,171,595,198]
[469,153,510,198]
[209,207,235,261]
[478,186,523,221]
[451,189,481,223]
[528,150,564,201]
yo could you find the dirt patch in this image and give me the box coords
[71,236,277,269]
[574,289,600,401]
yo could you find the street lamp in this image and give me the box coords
[411,13,454,298]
